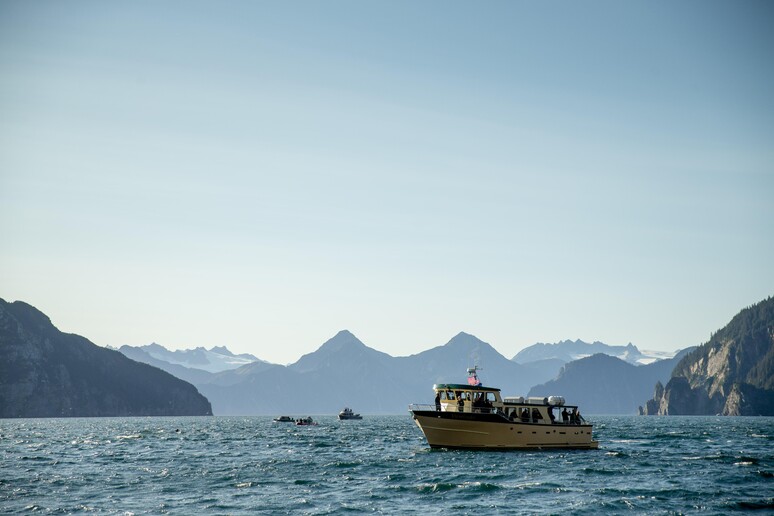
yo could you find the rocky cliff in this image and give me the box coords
[0,299,213,417]
[641,296,774,416]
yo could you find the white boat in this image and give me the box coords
[409,367,598,450]
[338,407,362,420]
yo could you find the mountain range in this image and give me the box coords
[528,349,694,414]
[119,343,261,373]
[195,331,554,415]
[0,299,212,418]
[118,330,685,415]
[8,294,767,418]
[513,340,675,366]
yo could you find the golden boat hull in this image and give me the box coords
[411,410,599,450]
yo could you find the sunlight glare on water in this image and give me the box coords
[1,416,772,514]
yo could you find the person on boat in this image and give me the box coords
[521,408,530,422]
[457,392,464,412]
[548,407,556,424]
[472,393,485,412]
[531,408,542,423]
[435,392,441,411]
[561,407,569,423]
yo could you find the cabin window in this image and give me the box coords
[472,392,494,412]
[446,390,455,400]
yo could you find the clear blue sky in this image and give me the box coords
[2,1,772,364]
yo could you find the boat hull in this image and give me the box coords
[411,410,598,450]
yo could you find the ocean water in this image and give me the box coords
[1,415,772,514]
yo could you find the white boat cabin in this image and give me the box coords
[432,383,585,425]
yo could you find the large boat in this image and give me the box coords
[409,367,598,450]
[338,407,362,420]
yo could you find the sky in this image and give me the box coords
[1,1,772,365]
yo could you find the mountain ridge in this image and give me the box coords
[0,299,212,418]
[120,342,261,373]
[641,296,774,415]
[513,339,675,366]
[118,331,688,415]
[189,331,554,415]
[527,348,694,414]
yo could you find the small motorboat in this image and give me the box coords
[273,416,294,423]
[295,417,318,426]
[338,407,362,420]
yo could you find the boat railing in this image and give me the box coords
[410,403,589,423]
[409,404,436,411]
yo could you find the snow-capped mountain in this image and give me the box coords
[512,339,677,366]
[121,343,263,373]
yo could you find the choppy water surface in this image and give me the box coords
[1,415,772,514]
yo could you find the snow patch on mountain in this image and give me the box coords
[133,343,263,373]
[513,339,677,366]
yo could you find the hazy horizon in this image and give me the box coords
[2,1,772,364]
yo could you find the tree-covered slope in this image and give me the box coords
[643,296,774,415]
[0,299,212,418]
